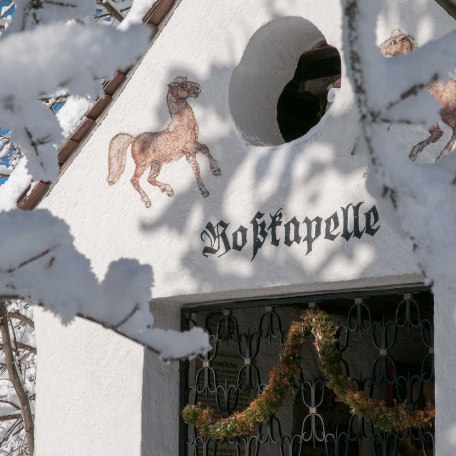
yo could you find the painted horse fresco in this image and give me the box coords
[107,76,221,207]
[380,29,456,161]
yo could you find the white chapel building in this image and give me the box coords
[20,1,456,454]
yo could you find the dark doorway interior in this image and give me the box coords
[277,42,342,143]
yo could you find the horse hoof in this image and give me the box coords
[145,201,152,208]
[160,185,174,197]
[201,190,209,197]
[409,151,418,161]
[212,167,221,176]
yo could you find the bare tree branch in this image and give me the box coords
[100,0,124,22]
[376,117,426,125]
[0,300,34,455]
[345,0,399,210]
[0,399,21,411]
[79,310,197,361]
[0,419,23,454]
[384,74,438,110]
[8,312,34,329]
[0,413,21,422]
[8,313,22,367]
[3,247,56,274]
[16,342,36,355]
[0,294,203,361]
[113,303,139,330]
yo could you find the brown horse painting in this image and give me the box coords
[107,76,221,207]
[380,29,456,161]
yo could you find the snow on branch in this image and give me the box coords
[56,95,93,138]
[371,32,456,116]
[2,1,95,37]
[343,0,456,295]
[118,0,157,30]
[0,161,31,212]
[0,210,210,361]
[0,0,210,364]
[0,21,151,181]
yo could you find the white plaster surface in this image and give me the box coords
[33,0,455,454]
[34,311,144,455]
[434,293,456,456]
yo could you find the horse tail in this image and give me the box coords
[107,133,134,185]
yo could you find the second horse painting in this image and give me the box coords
[380,29,456,162]
[107,76,221,208]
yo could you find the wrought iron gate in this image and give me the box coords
[180,288,434,455]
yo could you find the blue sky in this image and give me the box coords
[0,1,14,16]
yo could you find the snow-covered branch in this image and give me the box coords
[343,0,456,294]
[0,0,210,365]
[7,314,33,330]
[0,210,210,361]
[2,1,95,37]
[0,20,150,181]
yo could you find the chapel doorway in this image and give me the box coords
[181,289,434,456]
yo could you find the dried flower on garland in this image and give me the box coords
[181,309,435,439]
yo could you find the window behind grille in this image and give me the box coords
[181,288,434,456]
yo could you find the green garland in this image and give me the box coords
[182,309,434,439]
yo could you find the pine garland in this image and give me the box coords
[182,309,435,438]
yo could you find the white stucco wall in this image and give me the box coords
[34,315,144,456]
[33,0,455,454]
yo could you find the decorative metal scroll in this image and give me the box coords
[181,290,434,456]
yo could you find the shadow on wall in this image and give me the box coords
[134,70,378,292]
[130,2,450,452]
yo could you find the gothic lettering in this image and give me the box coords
[365,205,381,236]
[284,217,301,246]
[324,212,339,241]
[251,211,268,260]
[200,202,381,260]
[303,216,322,255]
[232,226,248,251]
[268,208,283,246]
[201,220,231,257]
[341,203,353,241]
[353,202,365,239]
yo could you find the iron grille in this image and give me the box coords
[180,288,434,456]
